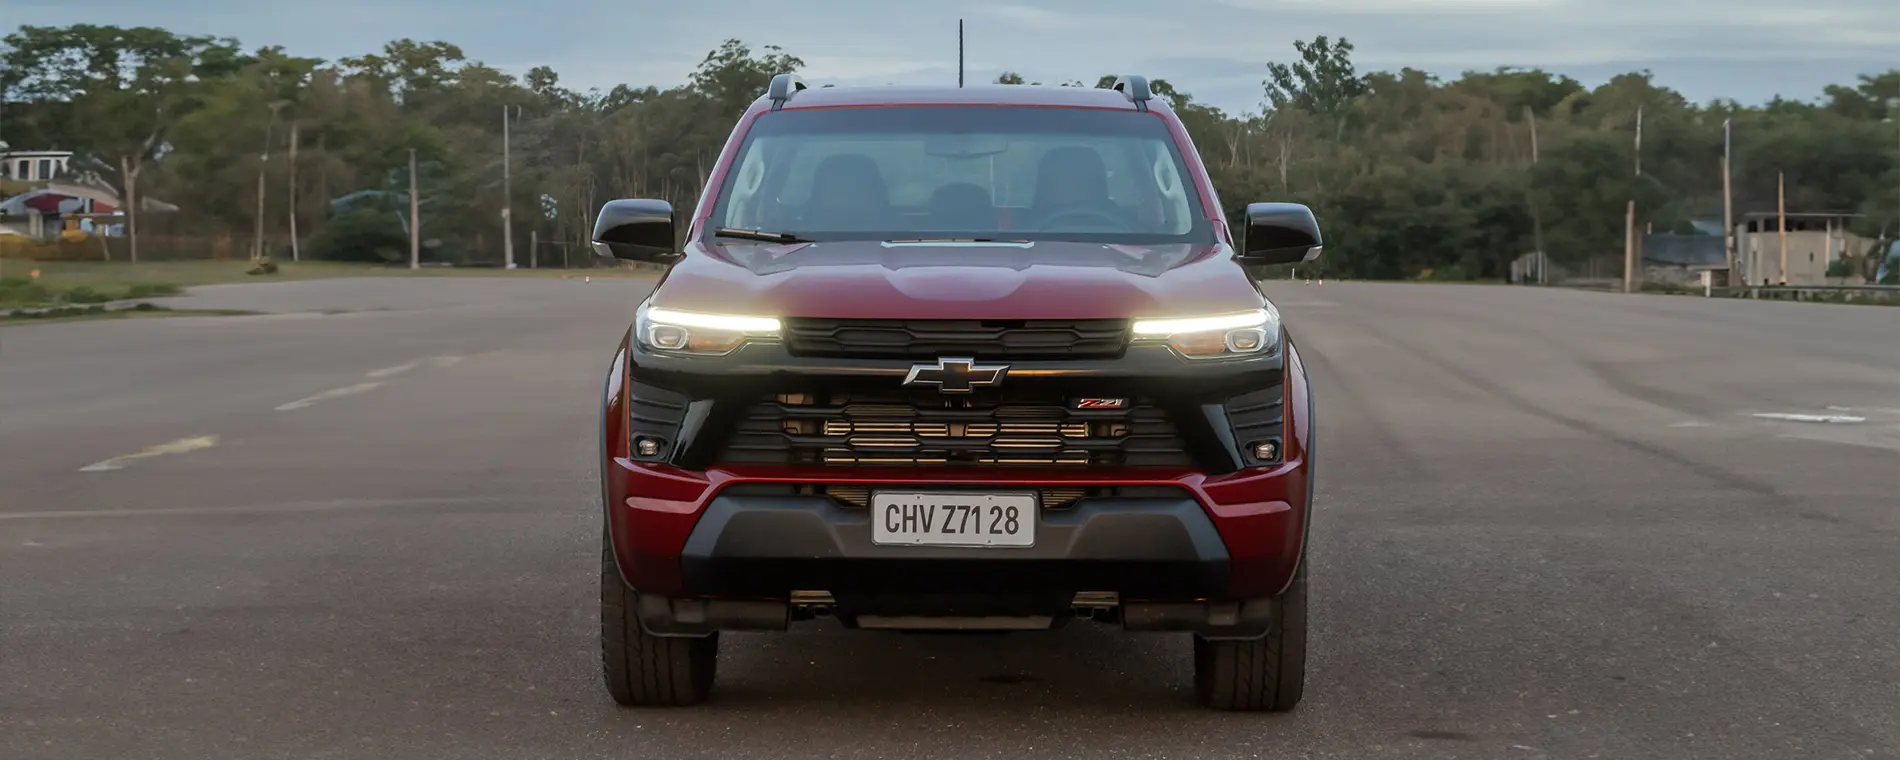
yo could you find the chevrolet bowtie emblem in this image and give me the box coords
[902,357,1008,393]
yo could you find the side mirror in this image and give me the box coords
[591,199,680,264]
[1237,202,1322,266]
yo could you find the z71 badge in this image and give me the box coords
[1073,398,1129,410]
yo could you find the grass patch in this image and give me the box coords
[0,259,653,308]
[0,302,255,325]
[0,273,186,309]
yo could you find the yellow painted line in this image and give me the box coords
[78,435,220,472]
[275,382,384,411]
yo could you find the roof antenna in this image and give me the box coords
[958,19,964,88]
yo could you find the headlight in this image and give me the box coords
[1131,307,1279,360]
[636,304,781,356]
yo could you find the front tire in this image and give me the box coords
[601,535,718,706]
[1193,556,1307,712]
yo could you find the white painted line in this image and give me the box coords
[275,382,384,411]
[1827,405,1900,415]
[365,360,422,378]
[1752,412,1867,424]
[79,435,220,472]
[1669,421,1712,428]
[427,355,464,369]
[0,497,513,521]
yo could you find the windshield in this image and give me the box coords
[708,106,1213,245]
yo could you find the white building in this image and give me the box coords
[2,149,75,182]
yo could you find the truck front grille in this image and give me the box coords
[716,390,1191,467]
[718,484,1192,510]
[783,318,1129,359]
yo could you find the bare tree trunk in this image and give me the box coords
[1223,122,1241,170]
[316,131,330,237]
[288,121,301,262]
[1277,133,1291,192]
[120,155,140,264]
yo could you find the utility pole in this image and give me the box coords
[958,20,964,88]
[530,229,538,269]
[409,148,420,270]
[502,105,515,269]
[253,100,289,263]
[1624,201,1637,293]
[1777,171,1788,285]
[1633,106,1643,177]
[1526,105,1546,285]
[1623,105,1643,294]
[1722,117,1734,286]
[288,120,301,262]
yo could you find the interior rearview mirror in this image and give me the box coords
[592,199,681,264]
[1237,202,1322,267]
[925,133,1010,159]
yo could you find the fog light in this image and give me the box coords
[1251,440,1278,461]
[1225,327,1268,353]
[635,437,663,457]
[645,324,689,350]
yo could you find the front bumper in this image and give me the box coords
[682,489,1229,597]
[600,325,1317,628]
[605,459,1308,601]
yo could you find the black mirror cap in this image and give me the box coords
[1238,202,1323,266]
[591,199,681,264]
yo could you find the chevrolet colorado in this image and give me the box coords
[595,75,1322,711]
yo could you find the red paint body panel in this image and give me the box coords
[646,241,1266,320]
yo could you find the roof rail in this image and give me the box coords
[766,74,808,111]
[1112,76,1153,111]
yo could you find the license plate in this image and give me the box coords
[870,491,1037,548]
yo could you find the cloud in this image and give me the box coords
[970,3,1070,27]
[1219,0,1566,11]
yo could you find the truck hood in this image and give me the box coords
[647,240,1265,320]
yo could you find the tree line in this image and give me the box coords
[2,24,1896,278]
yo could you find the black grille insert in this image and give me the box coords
[718,483,1191,510]
[783,318,1129,359]
[1223,383,1285,465]
[717,389,1191,467]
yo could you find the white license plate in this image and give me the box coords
[870,491,1037,548]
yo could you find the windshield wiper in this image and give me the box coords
[713,227,811,244]
[884,237,1032,244]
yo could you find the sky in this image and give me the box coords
[5,0,1897,115]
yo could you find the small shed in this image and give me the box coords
[1732,211,1866,286]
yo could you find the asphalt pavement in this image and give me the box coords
[3,276,1897,760]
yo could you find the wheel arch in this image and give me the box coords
[601,327,634,584]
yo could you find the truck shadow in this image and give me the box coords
[695,624,1215,712]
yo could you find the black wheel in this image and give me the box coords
[1193,555,1307,712]
[601,533,718,706]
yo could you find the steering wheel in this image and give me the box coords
[1035,209,1131,233]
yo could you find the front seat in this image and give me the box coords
[1029,147,1119,227]
[802,153,891,231]
[927,182,995,232]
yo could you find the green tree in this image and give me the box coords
[1264,35,1368,140]
[2,25,248,260]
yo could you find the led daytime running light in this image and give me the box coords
[644,307,780,333]
[1131,309,1270,336]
